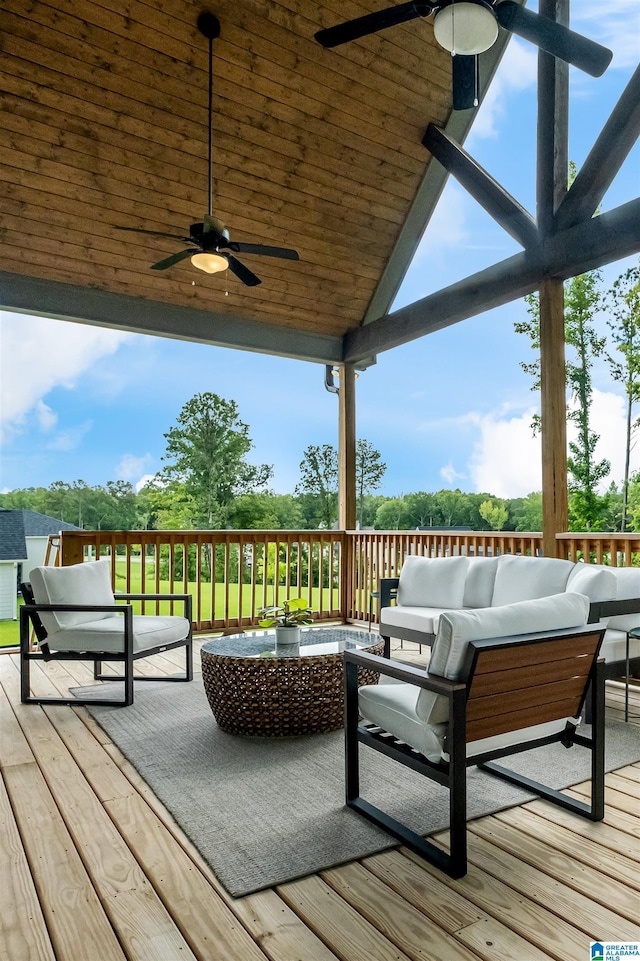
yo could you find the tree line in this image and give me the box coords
[2,257,638,535]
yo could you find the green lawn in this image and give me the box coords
[0,562,339,648]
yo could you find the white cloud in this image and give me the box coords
[135,473,156,492]
[572,0,640,70]
[466,388,640,498]
[440,461,464,484]
[44,421,93,452]
[0,311,133,438]
[115,453,154,483]
[469,39,538,143]
[35,400,57,432]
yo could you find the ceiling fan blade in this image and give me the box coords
[228,242,300,260]
[315,2,433,48]
[227,254,262,286]
[151,249,197,270]
[116,226,191,243]
[495,1,613,77]
[452,54,478,111]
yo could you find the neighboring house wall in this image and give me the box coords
[0,563,18,619]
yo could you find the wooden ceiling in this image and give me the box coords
[0,0,511,364]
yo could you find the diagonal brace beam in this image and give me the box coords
[343,197,640,363]
[423,123,539,249]
[554,64,640,231]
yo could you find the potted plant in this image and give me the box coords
[258,598,313,649]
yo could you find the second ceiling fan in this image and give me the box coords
[315,1,613,110]
[119,12,299,287]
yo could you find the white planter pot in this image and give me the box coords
[275,625,301,652]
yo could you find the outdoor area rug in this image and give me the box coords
[78,678,640,898]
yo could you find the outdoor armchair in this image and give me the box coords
[20,559,193,706]
[345,593,606,878]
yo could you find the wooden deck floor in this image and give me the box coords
[2,636,640,961]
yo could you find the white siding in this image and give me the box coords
[0,563,18,619]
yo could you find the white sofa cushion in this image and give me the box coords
[417,592,591,723]
[599,566,640,632]
[462,556,500,608]
[600,628,640,664]
[46,614,191,654]
[491,555,575,607]
[566,563,617,604]
[396,555,469,609]
[30,560,116,636]
[358,681,445,763]
[379,605,445,637]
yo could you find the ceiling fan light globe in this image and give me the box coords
[190,252,228,274]
[433,1,498,56]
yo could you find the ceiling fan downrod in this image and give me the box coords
[197,12,221,219]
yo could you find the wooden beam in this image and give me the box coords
[539,279,569,556]
[554,64,640,231]
[422,124,539,249]
[537,0,569,557]
[343,197,640,362]
[0,271,345,366]
[338,364,357,532]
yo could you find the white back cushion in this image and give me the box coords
[566,564,617,603]
[396,555,469,609]
[491,555,575,607]
[415,592,591,723]
[30,560,116,635]
[599,565,640,631]
[462,556,499,608]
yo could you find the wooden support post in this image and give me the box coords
[537,0,569,557]
[338,363,357,532]
[540,279,569,556]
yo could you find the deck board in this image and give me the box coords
[1,638,639,961]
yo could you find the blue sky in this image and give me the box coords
[2,1,639,502]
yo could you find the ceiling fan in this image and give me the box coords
[117,12,299,287]
[315,1,613,111]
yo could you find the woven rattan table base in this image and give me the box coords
[201,638,384,736]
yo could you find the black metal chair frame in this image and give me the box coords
[344,624,606,879]
[20,583,193,707]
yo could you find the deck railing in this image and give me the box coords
[49,528,640,634]
[58,529,344,633]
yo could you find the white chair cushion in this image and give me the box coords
[358,593,592,763]
[566,564,617,604]
[491,555,575,607]
[30,560,115,635]
[396,556,469,609]
[416,592,591,724]
[358,681,446,763]
[462,556,499,608]
[46,614,190,654]
[379,606,446,637]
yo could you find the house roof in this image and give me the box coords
[0,510,28,562]
[0,0,512,366]
[20,510,83,537]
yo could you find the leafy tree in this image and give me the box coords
[228,493,304,530]
[355,439,386,528]
[565,270,610,530]
[510,492,543,531]
[295,444,338,529]
[605,262,640,530]
[375,497,411,530]
[515,270,609,530]
[160,392,272,528]
[479,498,508,530]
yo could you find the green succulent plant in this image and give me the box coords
[258,597,313,628]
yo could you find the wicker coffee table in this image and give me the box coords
[200,628,384,736]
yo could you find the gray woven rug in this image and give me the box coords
[79,678,640,898]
